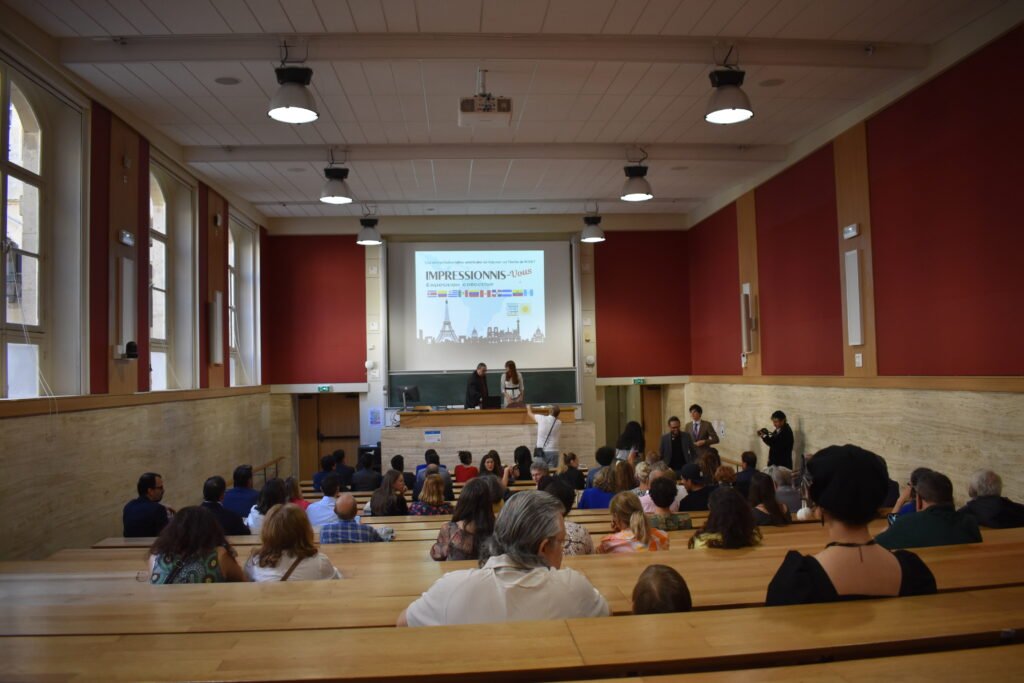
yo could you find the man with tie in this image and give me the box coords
[685,404,719,460]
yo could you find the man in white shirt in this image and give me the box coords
[397,490,609,627]
[526,404,561,469]
[305,473,343,528]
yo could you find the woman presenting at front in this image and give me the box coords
[502,360,525,408]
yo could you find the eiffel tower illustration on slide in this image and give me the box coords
[436,300,459,343]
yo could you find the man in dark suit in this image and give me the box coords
[200,476,249,536]
[123,472,172,537]
[758,410,794,469]
[658,416,696,472]
[351,452,383,492]
[333,449,355,490]
[960,469,1024,529]
[464,363,488,408]
[391,454,417,492]
[222,465,258,518]
[685,404,719,460]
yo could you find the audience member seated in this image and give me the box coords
[245,478,288,534]
[766,466,802,516]
[599,491,669,553]
[514,445,535,482]
[688,487,761,549]
[641,463,687,513]
[556,451,586,490]
[223,465,259,518]
[540,477,594,556]
[148,505,244,583]
[960,469,1024,528]
[416,449,439,474]
[646,476,692,531]
[632,564,692,615]
[410,473,454,516]
[124,472,173,538]
[678,463,718,512]
[631,462,652,498]
[320,493,385,544]
[244,504,341,581]
[529,460,548,486]
[351,452,383,492]
[312,455,336,493]
[284,476,310,511]
[413,451,455,502]
[369,470,409,517]
[579,460,633,510]
[333,449,355,490]
[749,471,791,526]
[200,475,249,535]
[699,448,722,484]
[714,465,737,488]
[586,446,617,488]
[735,451,757,498]
[876,469,982,549]
[391,455,417,492]
[399,491,609,626]
[430,477,496,561]
[478,450,503,478]
[305,473,343,527]
[454,450,478,483]
[645,451,663,466]
[766,444,937,605]
[890,467,933,519]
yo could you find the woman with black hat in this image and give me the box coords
[765,444,937,606]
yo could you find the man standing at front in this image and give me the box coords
[659,416,696,472]
[527,404,561,469]
[465,363,489,408]
[685,404,719,460]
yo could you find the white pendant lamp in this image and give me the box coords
[356,218,383,246]
[621,165,654,202]
[581,215,606,243]
[320,166,354,205]
[268,67,318,124]
[705,69,753,125]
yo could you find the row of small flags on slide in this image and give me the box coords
[427,289,534,298]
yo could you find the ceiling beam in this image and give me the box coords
[60,33,929,70]
[184,143,786,164]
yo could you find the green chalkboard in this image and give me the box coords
[389,369,577,407]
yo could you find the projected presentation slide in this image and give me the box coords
[388,242,575,372]
[414,250,546,347]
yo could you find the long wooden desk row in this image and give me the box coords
[3,530,1023,636]
[1,586,1022,681]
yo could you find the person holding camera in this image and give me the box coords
[757,410,794,469]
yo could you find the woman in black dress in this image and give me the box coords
[765,444,937,606]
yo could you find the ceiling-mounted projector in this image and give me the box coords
[458,68,512,128]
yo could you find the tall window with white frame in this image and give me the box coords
[2,78,44,399]
[227,227,238,384]
[149,174,169,390]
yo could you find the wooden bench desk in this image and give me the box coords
[4,537,1024,637]
[2,587,1022,681]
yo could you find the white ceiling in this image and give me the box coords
[2,0,1012,221]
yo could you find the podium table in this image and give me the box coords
[396,407,576,428]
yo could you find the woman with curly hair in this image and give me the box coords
[688,487,761,549]
[149,505,245,584]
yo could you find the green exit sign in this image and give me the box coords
[317,385,332,393]
[633,377,646,385]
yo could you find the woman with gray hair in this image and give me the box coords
[397,491,609,626]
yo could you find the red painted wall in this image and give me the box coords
[594,231,690,377]
[756,144,844,375]
[868,26,1024,376]
[688,205,741,375]
[262,236,367,384]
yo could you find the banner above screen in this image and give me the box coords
[389,242,575,372]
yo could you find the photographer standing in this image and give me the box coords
[757,410,794,469]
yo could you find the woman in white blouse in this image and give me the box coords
[244,504,341,582]
[501,360,525,408]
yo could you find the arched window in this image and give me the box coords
[3,79,44,398]
[149,174,169,390]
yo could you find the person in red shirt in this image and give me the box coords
[454,451,478,483]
